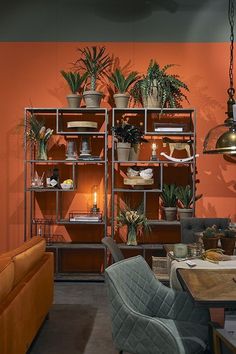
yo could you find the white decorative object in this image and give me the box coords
[140,168,153,180]
[127,167,139,178]
[160,152,199,162]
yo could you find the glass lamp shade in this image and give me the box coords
[203,122,236,154]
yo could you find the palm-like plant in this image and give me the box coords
[176,185,202,209]
[131,59,189,108]
[60,70,87,94]
[160,184,177,207]
[77,46,112,91]
[108,69,139,93]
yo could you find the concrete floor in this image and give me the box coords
[28,282,118,354]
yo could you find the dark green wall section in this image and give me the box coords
[0,0,229,42]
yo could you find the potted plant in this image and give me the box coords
[60,70,87,108]
[117,202,150,246]
[76,46,112,108]
[176,185,202,219]
[202,225,220,250]
[112,121,147,161]
[131,59,189,109]
[220,228,236,255]
[160,184,177,221]
[108,68,139,108]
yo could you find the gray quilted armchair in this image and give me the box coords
[105,256,210,354]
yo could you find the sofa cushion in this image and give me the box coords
[0,257,14,303]
[3,237,46,286]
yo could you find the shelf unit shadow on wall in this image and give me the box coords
[111,107,197,262]
[24,108,108,280]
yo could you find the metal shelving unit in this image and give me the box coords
[24,107,109,278]
[111,107,197,248]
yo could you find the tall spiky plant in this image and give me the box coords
[108,69,139,93]
[60,71,87,94]
[77,46,112,91]
[160,184,177,207]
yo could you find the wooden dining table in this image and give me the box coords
[177,268,236,326]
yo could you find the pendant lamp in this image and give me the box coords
[203,0,236,155]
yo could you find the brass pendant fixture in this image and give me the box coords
[203,0,236,155]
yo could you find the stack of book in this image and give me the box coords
[69,212,102,222]
[154,122,187,132]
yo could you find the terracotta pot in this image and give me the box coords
[66,94,82,108]
[164,207,177,222]
[116,142,131,161]
[202,237,219,251]
[113,93,130,108]
[220,237,235,255]
[129,143,141,161]
[83,90,103,108]
[177,208,193,219]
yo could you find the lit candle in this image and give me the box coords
[151,143,157,161]
[152,143,157,151]
[93,191,97,205]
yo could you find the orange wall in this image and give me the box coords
[0,42,235,252]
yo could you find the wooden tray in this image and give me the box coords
[124,176,154,186]
[67,121,98,129]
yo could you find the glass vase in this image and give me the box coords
[37,140,48,160]
[127,224,137,246]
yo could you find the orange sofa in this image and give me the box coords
[0,236,54,354]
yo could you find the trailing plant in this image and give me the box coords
[160,184,177,207]
[108,68,139,93]
[76,46,112,91]
[176,185,202,209]
[112,121,148,144]
[131,59,189,108]
[60,70,88,94]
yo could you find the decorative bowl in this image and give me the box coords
[60,183,73,190]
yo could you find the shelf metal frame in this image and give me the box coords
[24,108,109,266]
[111,107,197,240]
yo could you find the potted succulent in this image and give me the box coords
[202,225,220,250]
[76,46,112,108]
[220,228,236,255]
[160,183,177,221]
[108,68,139,108]
[176,185,202,219]
[112,121,147,161]
[131,59,189,109]
[60,70,87,108]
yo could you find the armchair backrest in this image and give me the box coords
[105,255,161,316]
[180,217,230,244]
[101,237,124,263]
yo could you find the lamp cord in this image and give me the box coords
[228,0,235,97]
